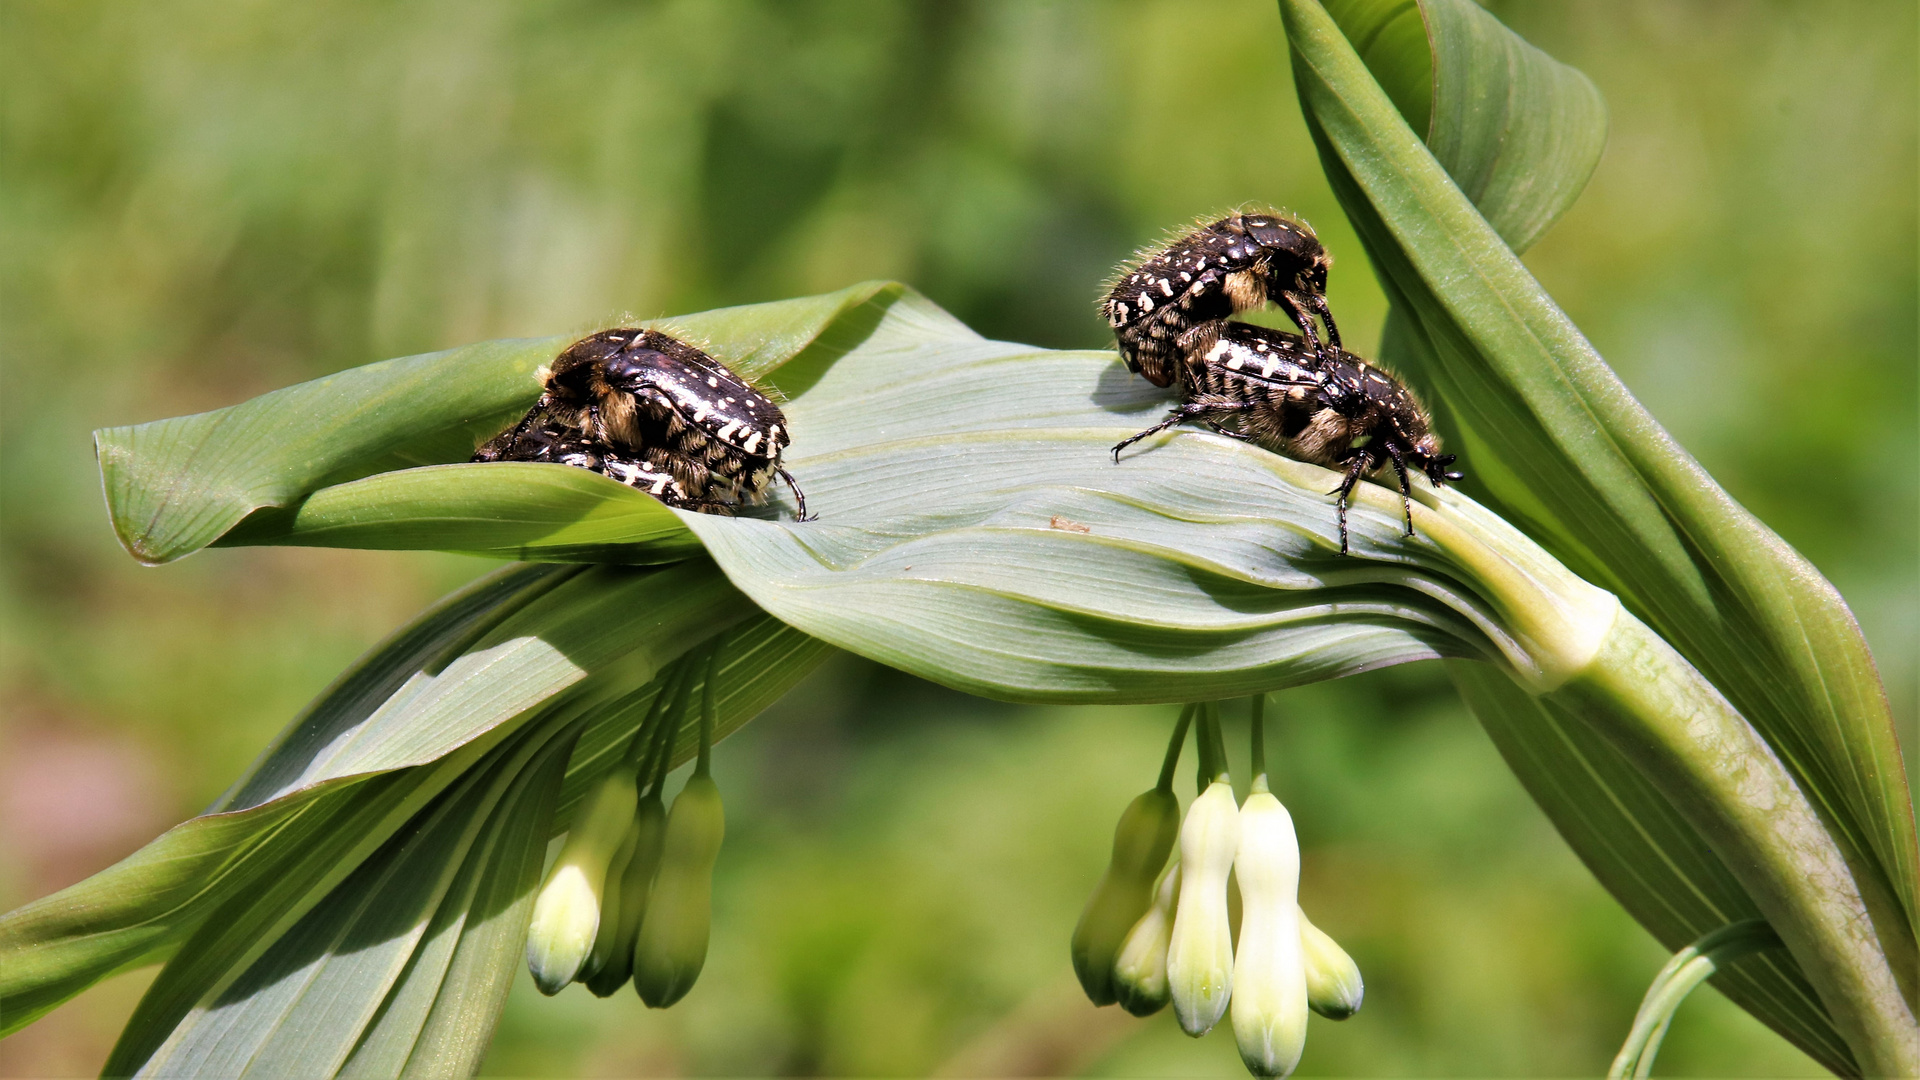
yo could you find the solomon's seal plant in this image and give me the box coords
[1,1,1912,1076]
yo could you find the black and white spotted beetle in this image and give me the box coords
[474,328,809,518]
[1112,321,1461,554]
[1101,210,1339,388]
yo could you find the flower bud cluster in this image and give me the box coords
[1072,701,1363,1079]
[525,654,728,1007]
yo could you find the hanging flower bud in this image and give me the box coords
[1112,861,1180,1016]
[578,817,641,992]
[1229,789,1308,1078]
[1071,787,1180,1005]
[1167,778,1240,1036]
[632,773,725,1008]
[526,769,640,995]
[582,795,668,997]
[1299,907,1364,1020]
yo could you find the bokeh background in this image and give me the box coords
[2,1,1913,1076]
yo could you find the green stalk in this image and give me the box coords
[1249,695,1269,795]
[1387,473,1918,1073]
[1195,704,1230,791]
[1276,0,1914,1067]
[1610,920,1781,1079]
[1158,705,1197,794]
[697,640,721,779]
[1546,615,1917,1075]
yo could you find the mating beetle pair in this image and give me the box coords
[1104,210,1462,553]
[474,328,808,519]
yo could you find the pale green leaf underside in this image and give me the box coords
[96,283,1561,700]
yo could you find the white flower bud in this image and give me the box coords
[1299,907,1364,1020]
[1230,790,1307,1077]
[1167,779,1240,1036]
[1112,861,1180,1016]
[525,770,639,995]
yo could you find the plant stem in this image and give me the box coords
[642,664,687,797]
[1249,694,1268,794]
[1158,705,1197,794]
[696,639,721,779]
[1609,920,1781,1079]
[1548,612,1919,1076]
[1194,703,1229,791]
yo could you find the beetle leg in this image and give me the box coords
[473,400,545,461]
[1385,441,1415,537]
[1327,453,1373,556]
[1279,291,1329,360]
[1175,319,1226,372]
[1112,400,1254,462]
[776,468,812,521]
[1309,290,1341,351]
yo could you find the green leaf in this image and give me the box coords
[1285,0,1914,1065]
[93,281,901,566]
[350,723,571,1079]
[0,563,570,1036]
[108,714,574,1077]
[0,560,827,1035]
[212,463,702,564]
[673,289,1541,701]
[96,270,1636,704]
[97,612,833,1075]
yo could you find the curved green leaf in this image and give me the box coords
[98,613,833,1075]
[1420,0,1607,253]
[342,725,570,1080]
[1289,0,1914,1066]
[94,281,901,565]
[671,289,1566,701]
[213,463,701,564]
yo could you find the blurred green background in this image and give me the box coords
[1,1,1912,1076]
